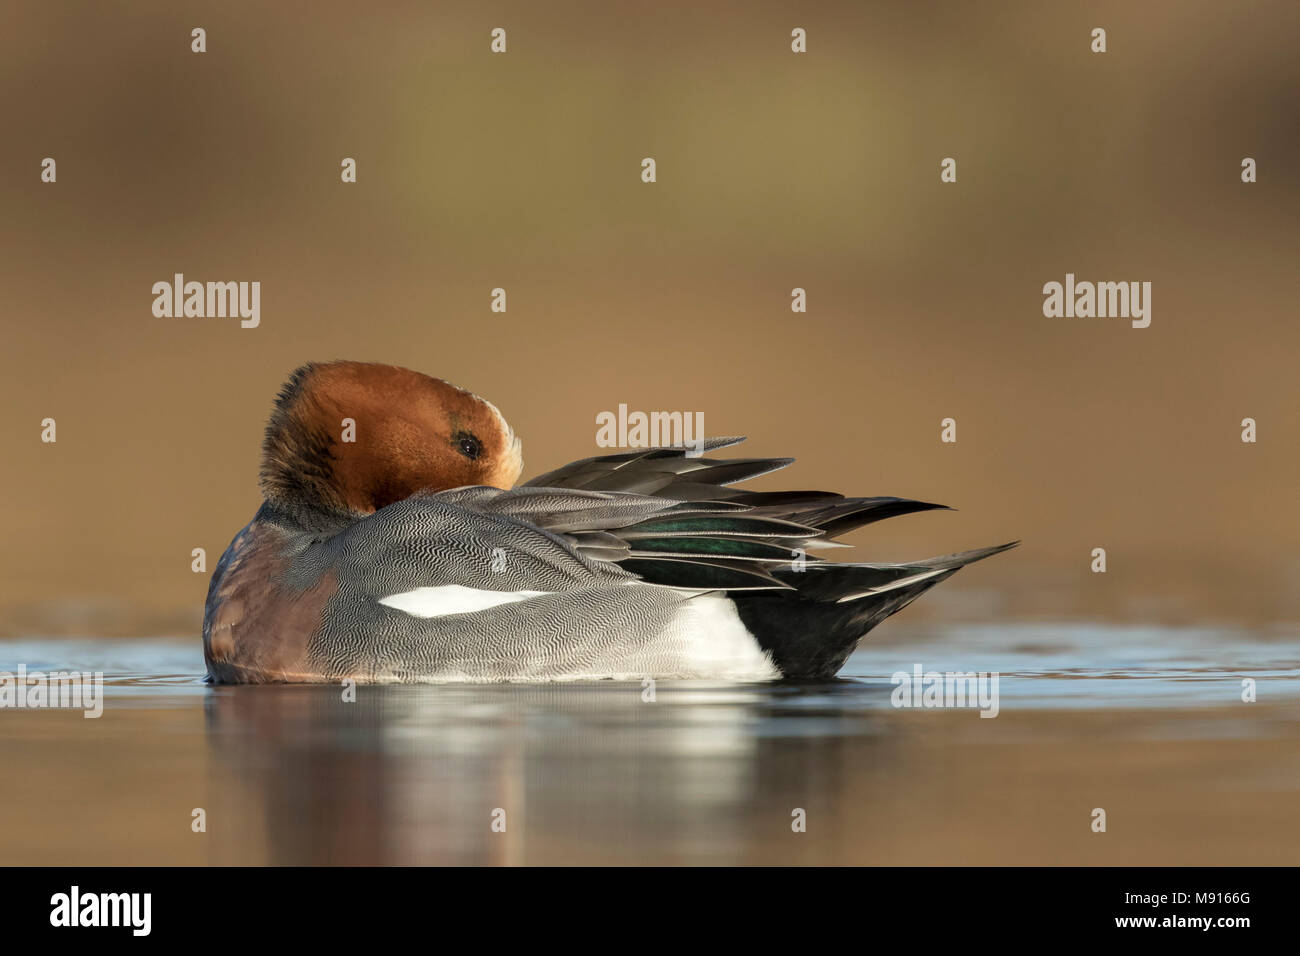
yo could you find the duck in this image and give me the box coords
[202,361,1016,683]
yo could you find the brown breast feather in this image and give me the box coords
[203,522,338,682]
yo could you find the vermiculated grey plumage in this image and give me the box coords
[205,438,1016,682]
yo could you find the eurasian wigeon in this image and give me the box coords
[202,361,1015,683]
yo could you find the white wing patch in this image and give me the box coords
[379,585,550,618]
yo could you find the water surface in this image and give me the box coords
[2,622,1298,865]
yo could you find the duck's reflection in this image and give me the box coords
[203,679,901,864]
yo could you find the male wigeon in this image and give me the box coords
[203,361,1015,683]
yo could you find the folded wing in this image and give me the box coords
[508,438,955,590]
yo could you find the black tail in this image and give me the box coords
[518,438,1016,675]
[731,542,1019,679]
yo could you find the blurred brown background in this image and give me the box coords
[2,0,1298,637]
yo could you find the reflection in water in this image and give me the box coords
[3,622,1299,865]
[202,681,905,865]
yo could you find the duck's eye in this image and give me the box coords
[453,432,482,461]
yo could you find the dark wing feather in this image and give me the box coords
[437,484,824,588]
[617,558,793,591]
[520,439,948,541]
[522,437,749,490]
[476,438,986,592]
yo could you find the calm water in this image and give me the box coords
[2,623,1298,865]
